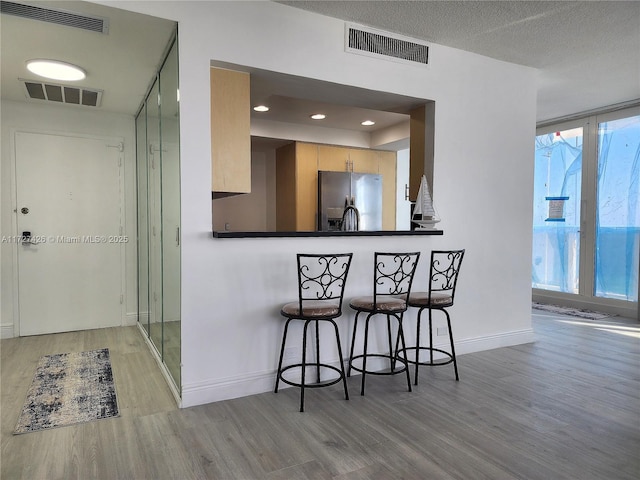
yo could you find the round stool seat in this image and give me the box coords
[349,295,406,313]
[281,301,340,318]
[408,291,452,307]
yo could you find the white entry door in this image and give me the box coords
[15,131,124,336]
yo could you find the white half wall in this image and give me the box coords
[102,0,537,408]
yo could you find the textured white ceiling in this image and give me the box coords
[2,1,638,123]
[278,0,640,121]
[0,1,175,115]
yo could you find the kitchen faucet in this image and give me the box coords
[341,196,360,231]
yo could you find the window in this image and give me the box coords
[595,114,640,301]
[532,127,582,294]
[533,107,639,312]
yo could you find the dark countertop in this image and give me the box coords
[213,229,443,238]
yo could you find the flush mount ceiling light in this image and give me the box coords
[26,59,86,81]
[310,113,326,120]
[361,120,375,126]
[253,105,269,112]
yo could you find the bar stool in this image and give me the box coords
[275,253,353,412]
[400,249,465,384]
[348,252,420,396]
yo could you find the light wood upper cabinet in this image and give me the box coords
[317,145,349,172]
[210,67,251,196]
[317,144,379,174]
[349,148,379,174]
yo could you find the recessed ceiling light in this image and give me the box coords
[311,114,326,120]
[26,59,86,81]
[253,105,269,112]
[361,120,375,126]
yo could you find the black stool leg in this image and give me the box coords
[387,315,395,371]
[275,318,293,393]
[315,320,321,383]
[392,315,406,367]
[396,314,412,392]
[393,323,401,364]
[300,320,311,412]
[415,308,424,385]
[429,308,434,365]
[360,313,373,396]
[348,312,360,377]
[331,319,349,401]
[444,309,459,381]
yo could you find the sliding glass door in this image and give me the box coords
[532,125,583,293]
[533,107,639,316]
[595,113,640,301]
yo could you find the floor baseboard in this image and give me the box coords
[1,323,15,339]
[181,327,535,408]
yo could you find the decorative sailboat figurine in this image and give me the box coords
[412,175,441,230]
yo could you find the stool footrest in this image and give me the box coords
[399,346,455,366]
[277,363,346,389]
[349,354,409,375]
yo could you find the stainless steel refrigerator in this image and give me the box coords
[318,170,383,231]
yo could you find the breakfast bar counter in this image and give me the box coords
[213,229,444,239]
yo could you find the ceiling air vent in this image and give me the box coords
[21,80,103,107]
[345,23,429,67]
[0,1,108,33]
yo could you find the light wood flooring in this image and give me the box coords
[1,311,639,479]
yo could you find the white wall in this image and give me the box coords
[252,118,371,149]
[0,100,137,337]
[105,0,537,408]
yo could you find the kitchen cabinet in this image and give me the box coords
[409,103,435,202]
[317,145,348,172]
[317,144,378,173]
[276,142,317,231]
[210,67,251,197]
[348,147,380,173]
[276,141,396,231]
[376,150,397,230]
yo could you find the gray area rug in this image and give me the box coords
[532,302,614,320]
[14,348,119,434]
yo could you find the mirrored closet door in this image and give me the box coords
[136,35,181,392]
